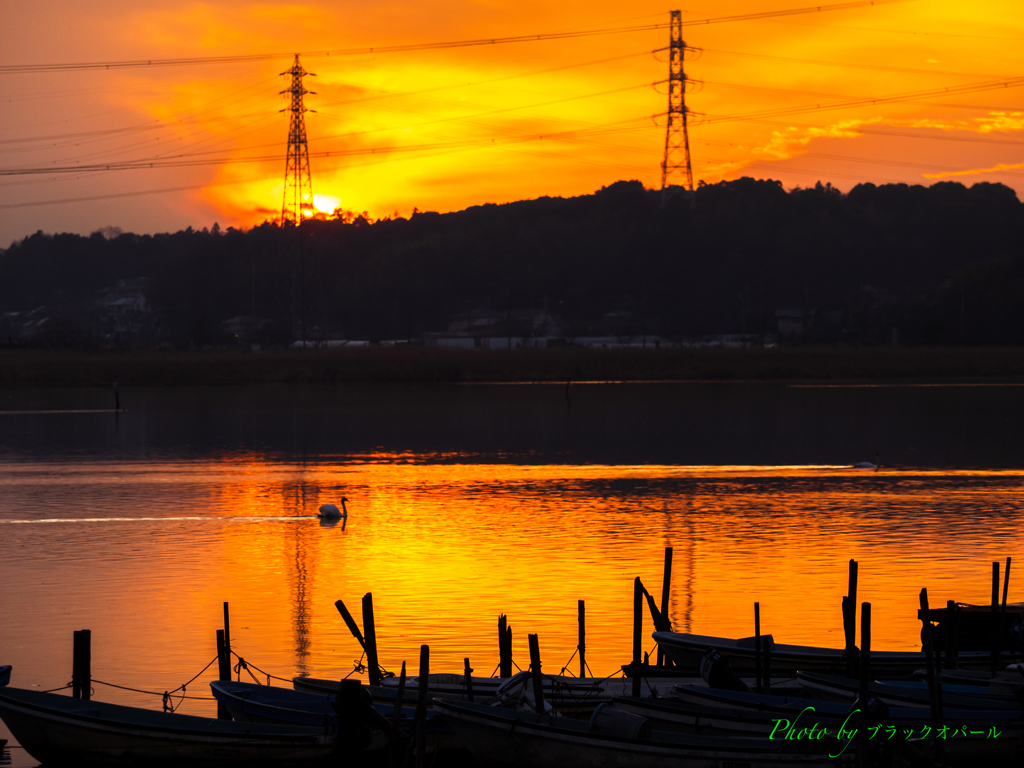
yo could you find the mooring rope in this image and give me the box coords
[90,653,220,713]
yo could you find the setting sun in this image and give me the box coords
[313,194,341,214]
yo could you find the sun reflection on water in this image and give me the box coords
[1,458,1021,721]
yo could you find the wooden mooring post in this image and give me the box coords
[463,658,474,702]
[919,587,944,759]
[945,599,959,669]
[223,602,231,660]
[856,602,871,768]
[858,603,871,706]
[414,646,429,768]
[528,634,545,714]
[498,614,512,678]
[216,602,233,719]
[993,557,1011,674]
[362,593,382,686]
[577,600,586,678]
[387,661,407,768]
[216,628,232,719]
[754,603,762,694]
[991,561,999,676]
[632,576,643,697]
[843,559,858,678]
[72,629,91,700]
[656,547,673,667]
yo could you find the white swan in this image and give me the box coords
[318,497,349,519]
[853,453,881,471]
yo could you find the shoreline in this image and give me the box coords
[2,346,1024,387]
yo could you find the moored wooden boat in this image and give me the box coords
[613,689,1023,739]
[433,697,857,767]
[654,631,993,676]
[0,686,338,765]
[796,671,1021,710]
[210,680,458,749]
[293,672,696,709]
[913,664,1024,694]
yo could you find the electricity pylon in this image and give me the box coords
[281,54,315,226]
[660,10,694,203]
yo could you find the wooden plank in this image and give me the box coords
[335,599,367,651]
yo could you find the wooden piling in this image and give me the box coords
[463,658,474,702]
[919,589,944,739]
[945,599,956,669]
[856,602,870,768]
[72,629,91,701]
[388,661,406,768]
[763,628,772,695]
[362,593,382,687]
[335,599,367,650]
[754,602,762,694]
[991,561,1000,676]
[223,602,231,656]
[414,645,429,768]
[845,559,858,678]
[632,577,642,697]
[216,628,232,719]
[498,615,512,679]
[578,600,586,678]
[528,634,545,714]
[858,603,871,706]
[995,557,1011,673]
[657,547,673,667]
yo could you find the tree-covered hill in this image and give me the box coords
[2,177,1022,347]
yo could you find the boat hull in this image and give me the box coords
[0,687,335,765]
[654,632,993,676]
[434,698,856,768]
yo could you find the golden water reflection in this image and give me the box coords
[1,458,1022,720]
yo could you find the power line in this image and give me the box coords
[700,75,1024,125]
[699,47,1014,81]
[0,1,913,74]
[0,82,660,176]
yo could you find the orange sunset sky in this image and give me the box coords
[1,0,1023,246]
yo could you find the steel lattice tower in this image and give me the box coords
[281,54,315,226]
[660,10,694,200]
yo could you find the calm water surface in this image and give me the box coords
[1,382,1023,764]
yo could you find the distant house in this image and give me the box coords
[775,307,848,343]
[425,307,565,348]
[775,309,812,340]
[96,278,158,348]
